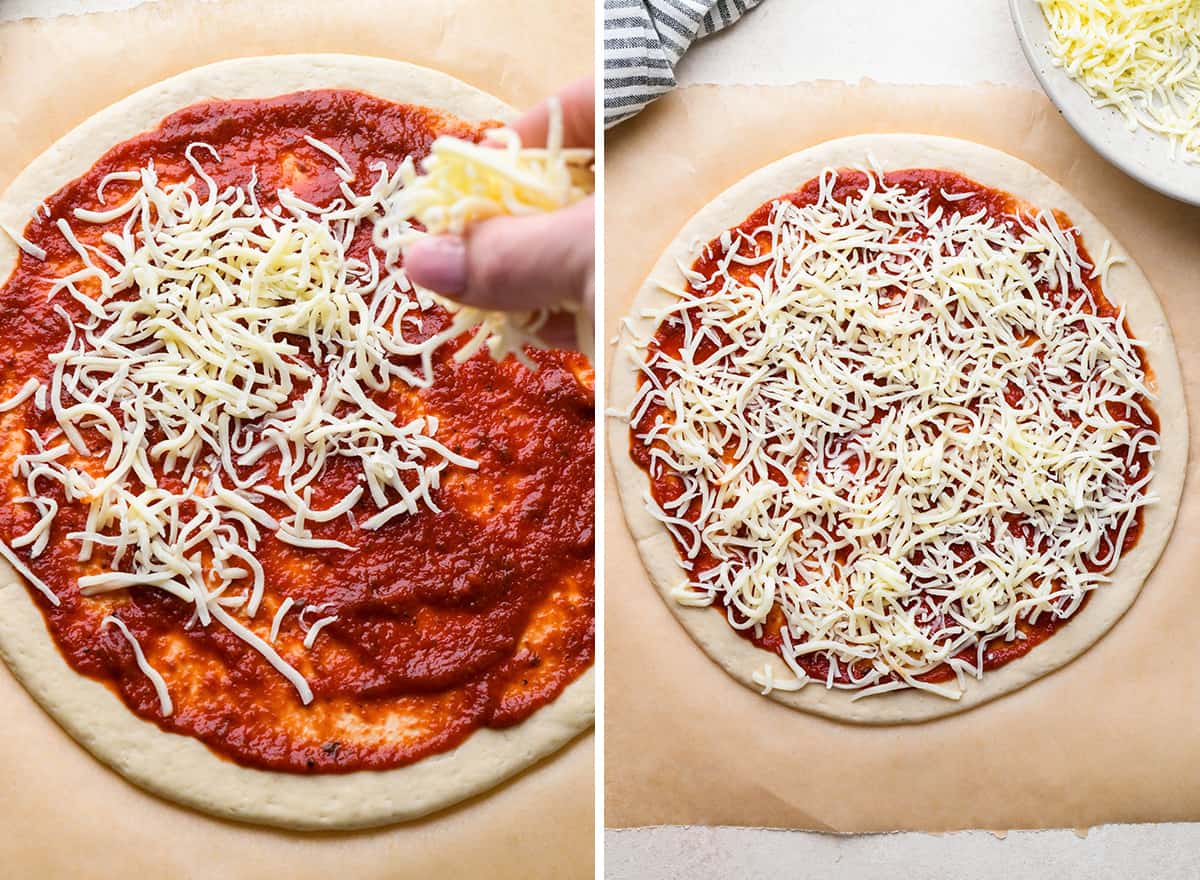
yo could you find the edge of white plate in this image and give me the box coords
[1009,0,1200,207]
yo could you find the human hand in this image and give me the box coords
[403,77,596,341]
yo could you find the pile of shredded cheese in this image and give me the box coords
[374,97,595,365]
[1039,0,1200,162]
[620,168,1158,700]
[0,139,515,712]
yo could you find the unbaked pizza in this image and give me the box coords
[0,55,593,828]
[609,134,1185,723]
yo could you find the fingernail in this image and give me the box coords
[406,236,467,295]
[480,128,509,147]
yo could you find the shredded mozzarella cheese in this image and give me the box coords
[269,596,296,643]
[1039,0,1200,162]
[374,97,595,366]
[620,167,1158,698]
[101,615,172,715]
[1,222,48,261]
[0,138,502,709]
[0,379,39,413]
[302,614,339,649]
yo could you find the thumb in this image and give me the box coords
[404,196,594,313]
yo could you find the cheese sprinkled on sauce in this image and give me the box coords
[0,139,500,710]
[101,615,173,716]
[620,167,1158,699]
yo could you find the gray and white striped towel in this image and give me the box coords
[604,0,762,128]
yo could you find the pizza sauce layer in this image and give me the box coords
[0,91,594,771]
[628,168,1157,692]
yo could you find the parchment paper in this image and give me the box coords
[604,81,1200,832]
[0,1,593,877]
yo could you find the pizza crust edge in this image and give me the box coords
[0,53,594,830]
[607,133,1187,724]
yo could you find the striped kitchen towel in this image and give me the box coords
[604,0,763,127]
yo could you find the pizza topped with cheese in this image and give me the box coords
[619,154,1164,706]
[0,85,594,777]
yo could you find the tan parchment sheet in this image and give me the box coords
[0,1,593,877]
[605,82,1200,832]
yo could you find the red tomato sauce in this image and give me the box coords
[0,91,594,772]
[630,168,1156,687]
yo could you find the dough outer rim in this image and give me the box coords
[607,133,1187,724]
[0,53,594,830]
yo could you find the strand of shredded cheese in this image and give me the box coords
[1039,0,1200,162]
[619,166,1158,699]
[0,379,39,413]
[302,614,339,649]
[269,596,296,643]
[101,614,173,715]
[373,97,595,366]
[1,222,48,261]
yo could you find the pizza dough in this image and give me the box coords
[608,133,1187,724]
[0,53,593,830]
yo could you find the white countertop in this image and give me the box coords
[0,0,162,19]
[676,0,1039,90]
[609,824,1200,879]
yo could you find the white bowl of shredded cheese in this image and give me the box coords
[1011,0,1200,206]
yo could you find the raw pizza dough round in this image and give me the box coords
[608,133,1187,724]
[0,53,593,830]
